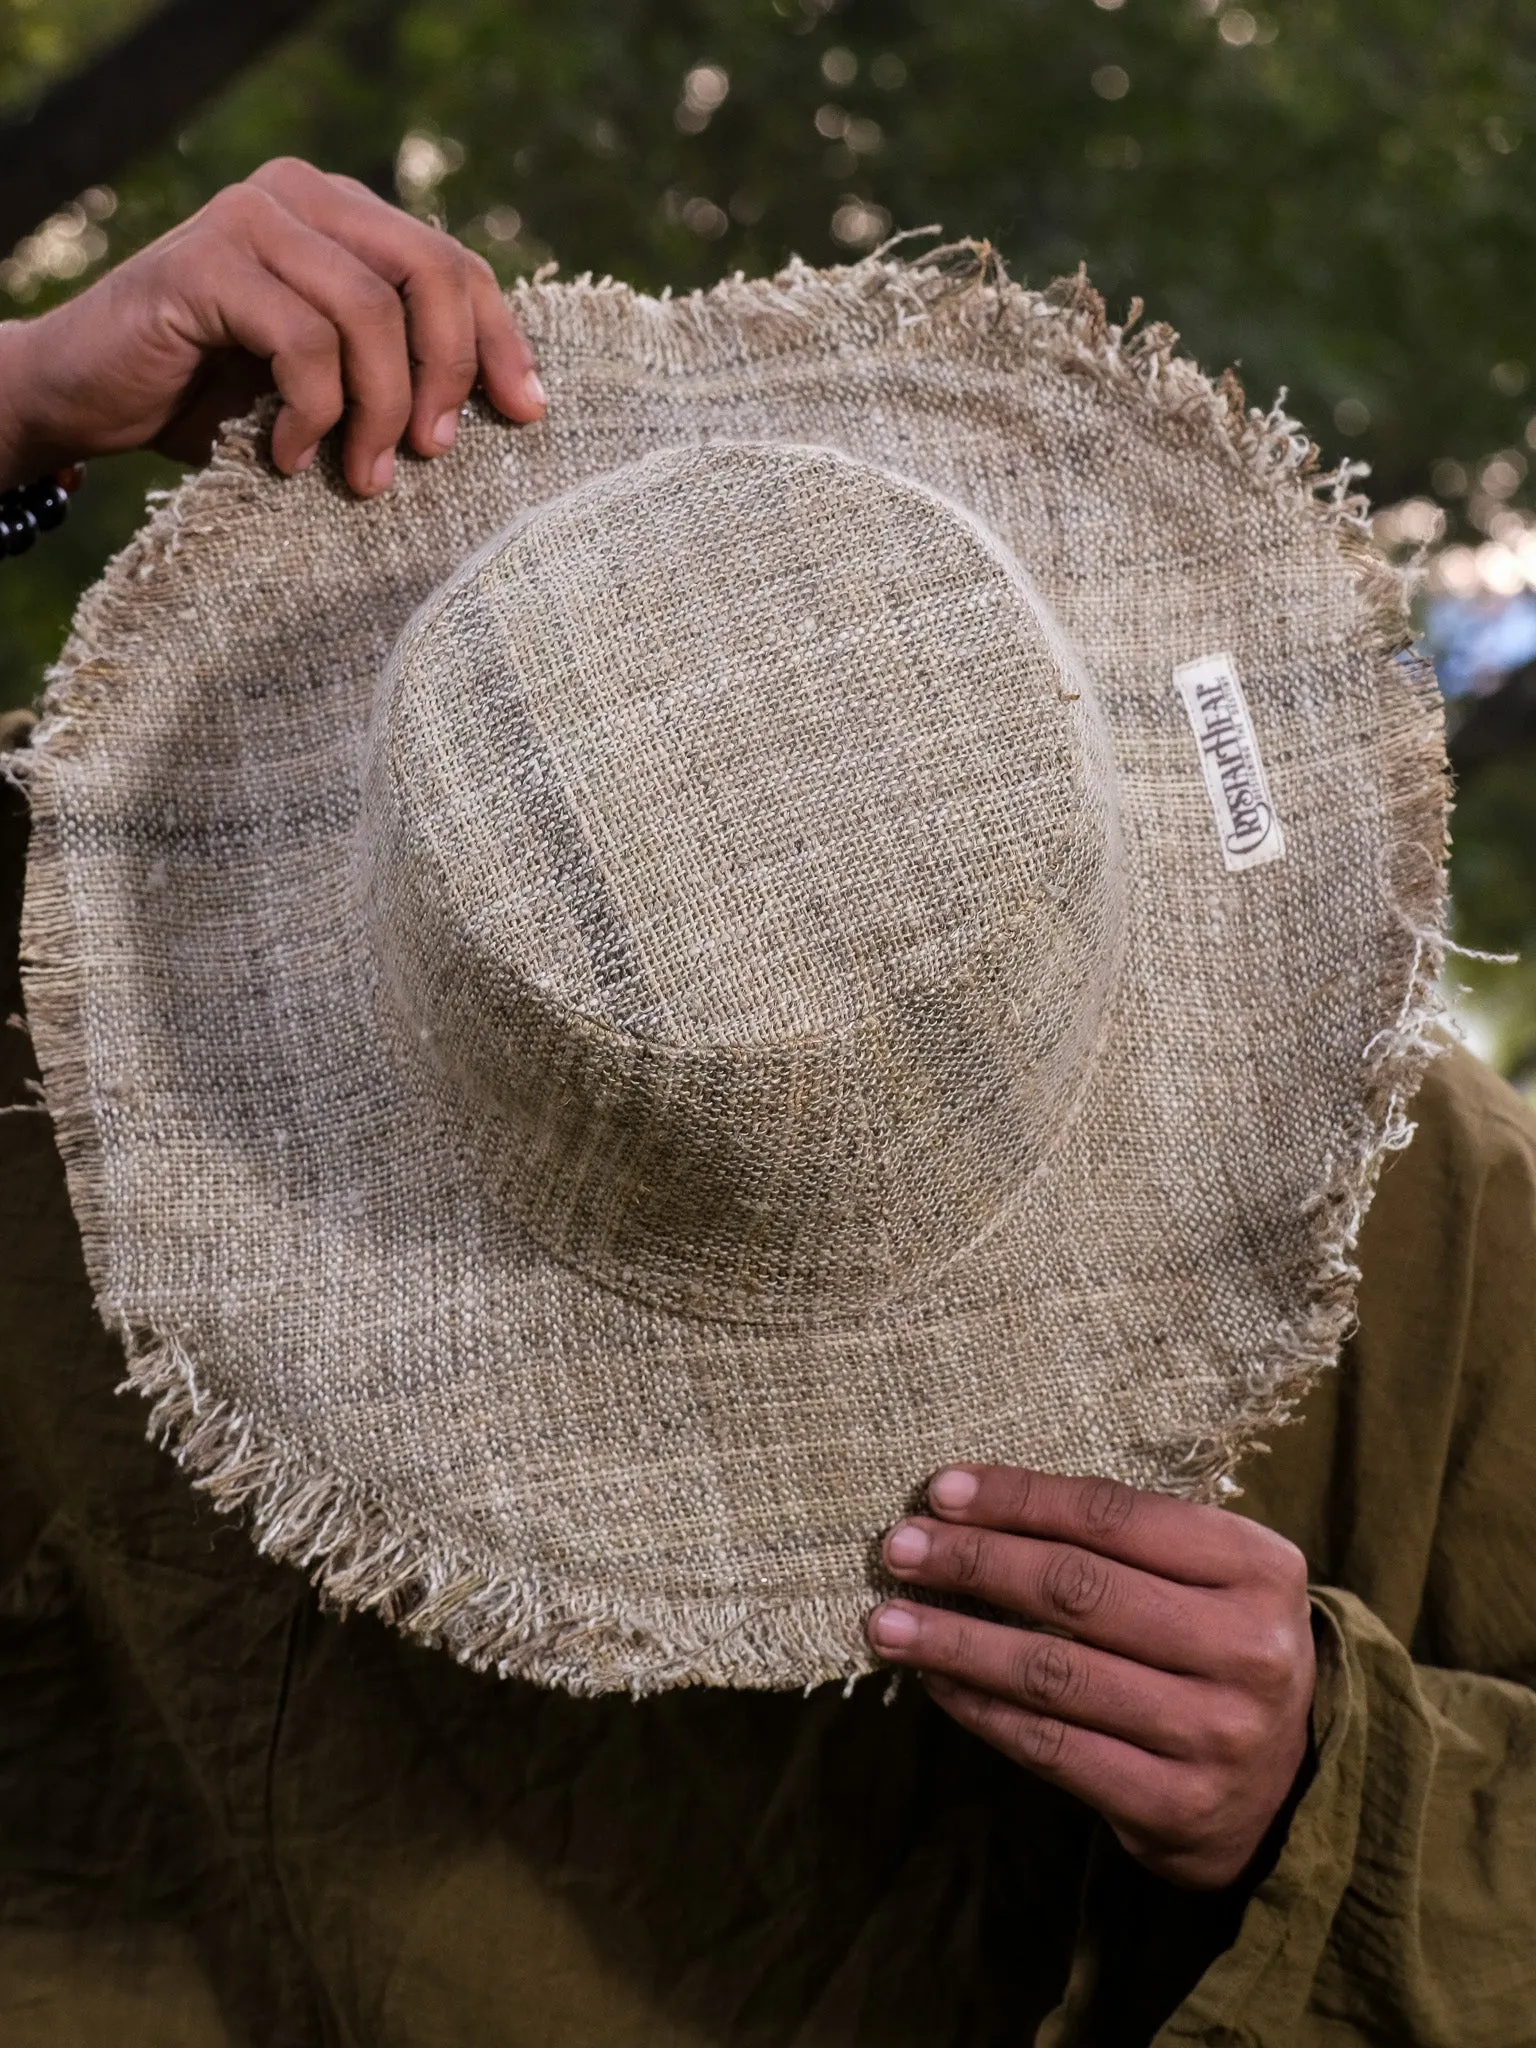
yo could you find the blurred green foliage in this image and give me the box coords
[0,0,154,99]
[2,0,1535,1072]
[7,0,1536,699]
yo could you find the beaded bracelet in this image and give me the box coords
[1,464,85,557]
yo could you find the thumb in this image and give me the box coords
[150,351,276,467]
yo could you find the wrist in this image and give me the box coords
[0,318,47,489]
[0,319,40,488]
[0,313,87,490]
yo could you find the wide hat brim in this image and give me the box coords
[21,250,1446,1694]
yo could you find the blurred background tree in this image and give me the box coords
[3,0,1535,1076]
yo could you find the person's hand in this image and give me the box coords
[0,156,544,496]
[866,1465,1315,1890]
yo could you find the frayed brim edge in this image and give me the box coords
[15,242,1450,1694]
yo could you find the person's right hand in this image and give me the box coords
[867,1465,1316,1891]
[0,156,545,497]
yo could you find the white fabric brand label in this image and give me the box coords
[1173,653,1286,873]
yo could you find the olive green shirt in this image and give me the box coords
[3,750,1535,2047]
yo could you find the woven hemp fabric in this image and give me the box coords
[19,250,1448,1695]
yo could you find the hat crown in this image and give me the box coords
[362,442,1122,1323]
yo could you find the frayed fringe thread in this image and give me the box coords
[1167,905,1451,1498]
[124,1323,879,1697]
[17,245,1450,1683]
[506,238,1419,656]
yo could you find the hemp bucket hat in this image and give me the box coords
[19,245,1447,1696]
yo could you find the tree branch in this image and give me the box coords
[0,0,329,251]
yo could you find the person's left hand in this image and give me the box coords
[866,1465,1315,1890]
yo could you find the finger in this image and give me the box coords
[924,1466,1296,1589]
[151,351,275,466]
[173,184,409,488]
[184,258,344,475]
[232,201,415,494]
[303,209,482,457]
[883,1517,1220,1671]
[345,220,479,458]
[925,1673,1263,1889]
[920,1671,1191,1834]
[868,1601,1227,1759]
[249,159,545,432]
[461,246,545,423]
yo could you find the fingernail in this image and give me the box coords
[370,448,395,494]
[930,1468,979,1512]
[523,370,546,412]
[869,1602,920,1650]
[293,443,317,474]
[431,409,458,451]
[887,1522,930,1569]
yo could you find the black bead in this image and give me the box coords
[28,482,67,531]
[0,474,72,561]
[4,505,37,555]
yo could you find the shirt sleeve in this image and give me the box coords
[1151,1587,1536,2044]
[1043,1050,1536,2045]
[1194,1057,1536,2044]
